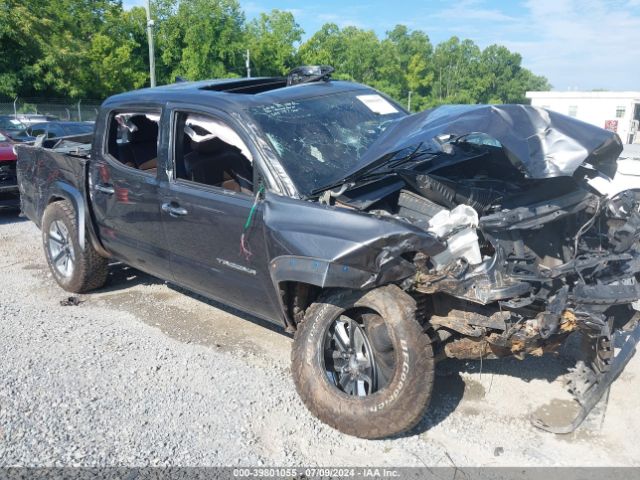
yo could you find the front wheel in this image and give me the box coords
[291,285,434,439]
[42,200,109,293]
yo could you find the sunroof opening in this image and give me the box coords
[200,77,288,95]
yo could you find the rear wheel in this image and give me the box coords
[42,200,108,293]
[292,285,434,439]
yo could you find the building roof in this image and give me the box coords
[526,91,640,100]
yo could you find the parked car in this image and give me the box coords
[0,116,35,142]
[0,131,19,208]
[17,114,59,126]
[27,121,94,139]
[15,68,640,438]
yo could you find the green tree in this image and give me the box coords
[0,0,150,99]
[0,1,551,105]
[299,24,381,84]
[30,0,128,97]
[431,37,483,105]
[154,0,245,83]
[477,44,551,103]
[298,23,346,68]
[0,0,48,97]
[82,7,149,97]
[246,9,303,76]
[382,25,434,110]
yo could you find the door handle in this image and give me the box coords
[161,202,188,217]
[95,183,115,195]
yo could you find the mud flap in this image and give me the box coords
[531,319,640,434]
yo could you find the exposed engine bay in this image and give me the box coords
[311,106,640,432]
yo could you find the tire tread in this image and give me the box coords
[42,200,109,293]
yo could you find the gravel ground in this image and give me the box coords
[1,208,639,467]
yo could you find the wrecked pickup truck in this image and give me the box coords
[16,67,640,439]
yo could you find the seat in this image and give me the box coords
[118,116,158,170]
[182,138,253,192]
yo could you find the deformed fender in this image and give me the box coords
[17,143,109,258]
[50,181,87,250]
[262,192,445,290]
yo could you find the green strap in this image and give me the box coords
[243,185,265,231]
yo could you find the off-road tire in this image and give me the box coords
[42,200,109,293]
[291,285,435,439]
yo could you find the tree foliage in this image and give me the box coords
[0,1,550,106]
[246,9,303,76]
[154,0,246,83]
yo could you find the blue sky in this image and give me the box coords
[124,0,640,91]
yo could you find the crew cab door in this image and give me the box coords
[159,106,279,320]
[88,108,172,279]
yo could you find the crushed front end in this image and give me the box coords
[407,177,640,432]
[324,105,640,432]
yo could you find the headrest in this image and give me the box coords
[130,115,158,143]
[191,137,225,154]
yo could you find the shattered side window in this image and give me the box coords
[184,114,253,162]
[248,90,405,195]
[105,111,160,173]
[172,112,254,194]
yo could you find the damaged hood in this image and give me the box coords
[356,104,623,180]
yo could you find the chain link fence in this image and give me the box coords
[0,97,103,122]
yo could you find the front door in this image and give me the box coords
[89,108,172,279]
[159,108,279,321]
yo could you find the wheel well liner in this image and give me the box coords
[46,182,86,250]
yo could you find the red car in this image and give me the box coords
[0,132,19,208]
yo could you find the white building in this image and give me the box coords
[525,91,640,144]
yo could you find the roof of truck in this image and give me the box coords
[103,78,376,110]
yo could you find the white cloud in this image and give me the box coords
[501,0,640,89]
[407,0,639,90]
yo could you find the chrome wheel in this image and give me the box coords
[48,220,75,278]
[323,313,382,397]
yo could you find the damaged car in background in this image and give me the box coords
[15,66,640,438]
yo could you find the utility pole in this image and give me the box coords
[145,0,156,87]
[245,49,251,78]
[407,91,412,112]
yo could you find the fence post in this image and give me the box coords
[77,100,82,122]
[13,97,18,119]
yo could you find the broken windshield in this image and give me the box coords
[248,90,406,195]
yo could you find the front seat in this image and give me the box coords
[183,138,253,192]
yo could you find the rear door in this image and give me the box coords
[88,107,172,279]
[159,105,280,320]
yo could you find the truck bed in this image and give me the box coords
[16,134,93,228]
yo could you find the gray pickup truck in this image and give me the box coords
[16,69,640,438]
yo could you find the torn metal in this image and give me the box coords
[268,105,639,432]
[354,104,622,180]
